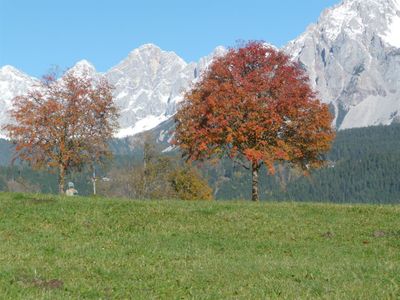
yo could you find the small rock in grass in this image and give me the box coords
[373,230,386,238]
[321,231,335,238]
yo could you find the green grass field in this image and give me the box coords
[0,192,399,299]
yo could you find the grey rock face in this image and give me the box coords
[0,66,38,135]
[285,0,400,129]
[66,59,99,78]
[105,44,226,137]
[105,44,196,136]
[0,44,225,138]
[1,0,399,137]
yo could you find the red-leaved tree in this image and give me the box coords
[4,71,119,194]
[174,41,335,201]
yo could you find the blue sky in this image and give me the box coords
[0,0,339,77]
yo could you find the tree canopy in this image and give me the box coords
[4,71,119,194]
[174,41,335,201]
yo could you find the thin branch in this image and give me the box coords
[232,157,250,170]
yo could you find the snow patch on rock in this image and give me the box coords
[381,0,400,47]
[285,0,400,130]
[115,114,170,138]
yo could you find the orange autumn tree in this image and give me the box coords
[174,41,335,201]
[4,71,119,194]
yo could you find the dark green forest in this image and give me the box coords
[211,124,400,203]
[0,123,399,203]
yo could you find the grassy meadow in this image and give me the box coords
[0,192,399,299]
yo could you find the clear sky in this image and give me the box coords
[0,0,339,77]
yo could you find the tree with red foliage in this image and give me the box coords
[4,71,119,194]
[174,41,335,201]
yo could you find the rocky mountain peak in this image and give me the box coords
[288,0,399,54]
[285,0,400,130]
[0,66,37,129]
[0,65,32,80]
[72,59,96,70]
[1,1,400,138]
[195,46,226,76]
[316,0,400,45]
[0,65,18,73]
[66,59,98,78]
[122,43,187,73]
[104,44,196,137]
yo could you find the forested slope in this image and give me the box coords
[0,124,399,203]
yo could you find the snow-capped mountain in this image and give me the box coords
[106,44,226,138]
[285,0,400,129]
[66,59,99,78]
[195,46,227,76]
[0,44,225,139]
[1,0,399,138]
[0,66,38,137]
[0,46,189,137]
[106,44,197,138]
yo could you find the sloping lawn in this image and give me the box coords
[0,192,399,299]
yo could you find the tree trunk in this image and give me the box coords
[59,164,65,194]
[277,164,287,191]
[251,162,260,202]
[92,164,96,196]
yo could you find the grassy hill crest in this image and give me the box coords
[0,192,399,298]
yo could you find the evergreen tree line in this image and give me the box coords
[209,124,400,203]
[0,124,399,203]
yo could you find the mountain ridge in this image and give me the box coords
[285,0,400,129]
[1,0,399,138]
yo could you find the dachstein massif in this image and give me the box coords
[1,0,399,139]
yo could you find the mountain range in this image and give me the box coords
[0,0,399,139]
